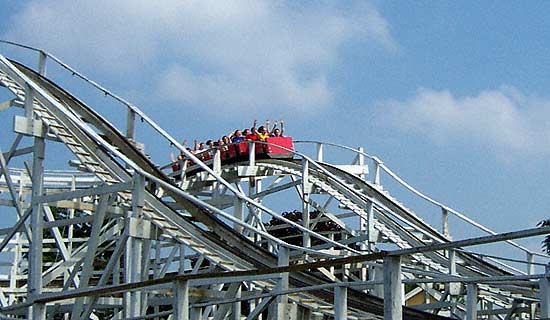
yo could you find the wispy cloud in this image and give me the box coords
[3,0,394,115]
[380,87,550,156]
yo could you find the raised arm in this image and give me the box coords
[193,139,199,151]
[270,120,278,134]
[251,119,258,134]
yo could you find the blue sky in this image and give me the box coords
[1,1,550,256]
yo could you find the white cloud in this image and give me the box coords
[380,87,550,156]
[3,0,394,115]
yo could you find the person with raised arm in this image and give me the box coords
[257,120,270,141]
[270,119,285,137]
[193,139,206,153]
[170,139,187,171]
[246,120,259,141]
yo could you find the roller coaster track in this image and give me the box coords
[0,42,548,319]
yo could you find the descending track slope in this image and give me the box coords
[0,56,454,319]
[180,153,540,315]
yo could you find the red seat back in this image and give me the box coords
[266,137,294,155]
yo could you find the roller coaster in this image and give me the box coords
[0,41,549,319]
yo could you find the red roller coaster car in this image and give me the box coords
[231,136,294,160]
[171,136,294,174]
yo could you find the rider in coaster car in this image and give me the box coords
[231,129,245,143]
[270,119,284,137]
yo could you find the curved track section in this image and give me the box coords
[0,44,547,319]
[0,55,456,319]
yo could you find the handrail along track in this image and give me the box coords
[0,40,546,319]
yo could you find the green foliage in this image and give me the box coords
[404,283,417,294]
[538,219,550,255]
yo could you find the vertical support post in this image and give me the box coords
[540,264,550,318]
[527,302,537,319]
[212,182,219,208]
[124,225,132,316]
[247,180,256,242]
[448,249,459,317]
[357,147,365,180]
[276,246,290,320]
[448,249,460,296]
[38,51,47,76]
[24,84,34,132]
[179,159,188,185]
[126,109,136,141]
[372,157,382,186]
[152,239,161,317]
[126,174,145,318]
[213,149,222,173]
[232,284,242,320]
[359,215,368,285]
[254,179,263,244]
[529,301,537,319]
[234,198,243,233]
[29,94,46,319]
[328,233,336,276]
[248,141,256,166]
[486,301,494,320]
[179,244,186,275]
[370,265,384,298]
[133,175,145,316]
[191,306,202,320]
[383,255,402,320]
[366,201,376,252]
[341,233,349,281]
[527,252,534,275]
[32,303,46,320]
[154,239,162,278]
[66,176,76,281]
[10,171,24,304]
[302,159,311,250]
[466,283,478,320]
[9,232,21,304]
[449,250,456,275]
[316,143,323,162]
[174,280,190,320]
[248,282,256,320]
[334,286,348,320]
[423,265,430,305]
[442,208,449,238]
[113,239,122,320]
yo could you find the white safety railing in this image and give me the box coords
[2,39,544,274]
[0,43,362,257]
[295,140,548,261]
